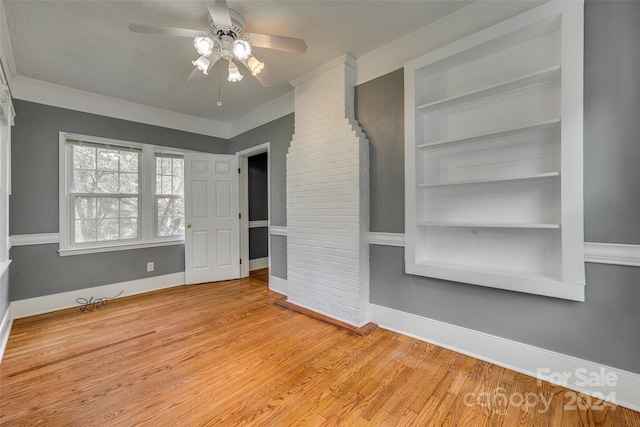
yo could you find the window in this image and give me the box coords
[155,154,184,237]
[59,133,186,255]
[71,143,141,244]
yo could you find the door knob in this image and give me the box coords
[186,223,192,228]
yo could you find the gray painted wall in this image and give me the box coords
[227,114,293,228]
[9,100,226,301]
[270,235,287,279]
[362,0,640,373]
[355,69,405,234]
[10,244,184,301]
[583,0,640,245]
[227,114,293,278]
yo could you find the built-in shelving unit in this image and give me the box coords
[404,1,585,301]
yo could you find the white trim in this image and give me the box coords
[237,142,271,279]
[269,275,288,295]
[10,233,60,247]
[368,232,405,247]
[10,271,185,319]
[0,304,13,364]
[12,76,230,139]
[236,142,270,157]
[585,242,640,267]
[249,257,269,271]
[370,304,640,412]
[58,239,184,257]
[269,226,287,236]
[228,92,294,138]
[290,54,357,87]
[249,220,268,229]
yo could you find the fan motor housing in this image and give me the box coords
[210,8,245,39]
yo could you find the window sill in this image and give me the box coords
[58,239,185,257]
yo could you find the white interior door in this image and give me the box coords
[184,153,240,284]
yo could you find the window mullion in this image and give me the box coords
[141,146,155,242]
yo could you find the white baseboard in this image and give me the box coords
[0,305,13,364]
[249,257,269,271]
[11,272,185,319]
[370,304,640,412]
[269,275,288,295]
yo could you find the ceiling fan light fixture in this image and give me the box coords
[232,39,252,60]
[246,56,265,76]
[228,61,243,82]
[192,55,211,74]
[194,35,215,57]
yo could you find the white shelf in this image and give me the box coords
[416,118,560,150]
[416,66,561,114]
[416,260,557,281]
[417,221,560,229]
[418,172,559,188]
[406,260,584,302]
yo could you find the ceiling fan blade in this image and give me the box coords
[253,68,276,87]
[187,67,206,82]
[206,0,232,28]
[187,55,219,82]
[246,33,307,54]
[239,61,276,87]
[128,23,203,38]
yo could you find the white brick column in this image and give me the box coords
[286,54,370,327]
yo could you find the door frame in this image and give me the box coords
[236,142,270,278]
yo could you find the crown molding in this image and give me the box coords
[11,76,231,139]
[290,54,356,87]
[355,0,542,86]
[228,91,294,138]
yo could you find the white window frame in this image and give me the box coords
[154,153,185,239]
[59,132,187,256]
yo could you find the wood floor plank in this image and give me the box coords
[1,269,639,426]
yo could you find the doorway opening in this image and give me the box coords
[237,143,270,278]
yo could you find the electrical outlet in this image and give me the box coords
[147,262,154,272]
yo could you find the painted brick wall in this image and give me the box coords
[286,55,370,326]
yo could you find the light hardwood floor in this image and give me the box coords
[1,270,638,426]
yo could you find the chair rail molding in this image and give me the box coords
[269,226,287,236]
[9,233,60,248]
[584,242,640,267]
[368,232,405,247]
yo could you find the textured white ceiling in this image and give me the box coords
[4,1,470,122]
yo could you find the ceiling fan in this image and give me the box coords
[129,0,307,87]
